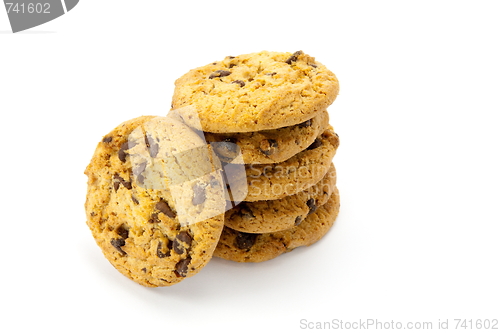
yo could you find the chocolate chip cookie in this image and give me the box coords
[242,127,339,202]
[205,110,329,164]
[225,163,336,233]
[84,116,226,287]
[171,51,339,133]
[214,186,340,263]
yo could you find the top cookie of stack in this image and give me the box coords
[171,50,339,134]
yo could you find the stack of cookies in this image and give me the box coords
[84,50,341,287]
[171,50,341,263]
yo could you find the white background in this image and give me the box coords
[1,1,499,332]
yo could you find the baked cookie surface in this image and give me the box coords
[214,186,340,263]
[206,110,329,164]
[241,126,339,202]
[171,50,339,133]
[84,116,226,287]
[225,163,336,233]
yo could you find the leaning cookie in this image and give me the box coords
[240,127,339,202]
[225,163,336,233]
[84,116,226,287]
[172,50,339,133]
[206,110,329,164]
[214,186,340,263]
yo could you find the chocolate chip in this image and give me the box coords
[150,143,159,158]
[294,216,303,226]
[229,63,237,69]
[116,225,129,239]
[118,148,127,163]
[209,176,220,187]
[114,173,132,190]
[232,80,245,87]
[175,257,191,277]
[144,134,159,158]
[285,51,303,64]
[111,238,126,256]
[306,198,317,215]
[209,70,231,79]
[156,241,171,258]
[259,139,279,156]
[102,136,112,143]
[266,72,277,76]
[177,231,192,246]
[149,213,161,223]
[118,141,137,162]
[239,204,255,219]
[298,119,312,128]
[113,174,122,191]
[131,196,139,205]
[133,161,147,176]
[141,268,147,273]
[306,198,314,208]
[235,232,257,250]
[156,200,176,218]
[173,239,184,255]
[192,183,206,205]
[310,63,318,68]
[227,56,235,59]
[307,138,322,150]
[212,139,239,159]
